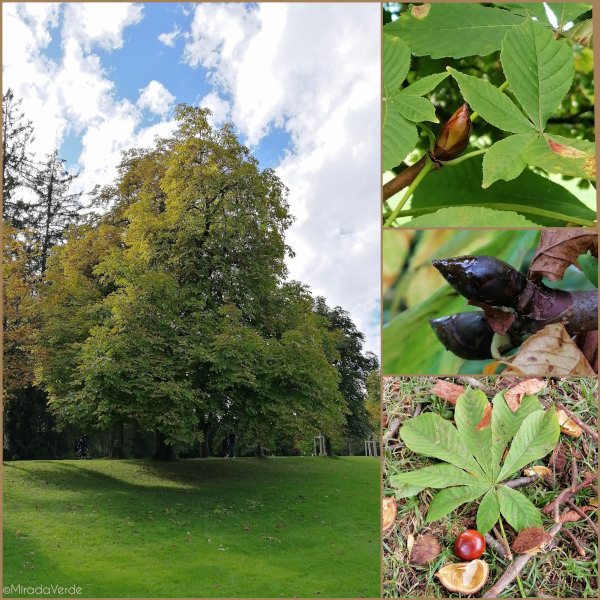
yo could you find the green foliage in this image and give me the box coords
[383,2,595,227]
[389,388,560,534]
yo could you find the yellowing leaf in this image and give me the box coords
[555,409,583,438]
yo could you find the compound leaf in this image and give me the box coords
[383,34,411,96]
[501,19,574,130]
[383,106,416,172]
[482,133,537,188]
[497,484,542,531]
[393,95,438,124]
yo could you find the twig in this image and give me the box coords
[492,525,513,560]
[485,533,508,559]
[556,403,598,440]
[384,417,402,442]
[382,155,427,202]
[566,499,598,536]
[482,510,569,598]
[589,484,598,496]
[542,473,598,515]
[560,528,586,556]
[571,456,578,492]
[503,476,537,489]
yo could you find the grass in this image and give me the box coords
[383,376,598,598]
[3,456,380,598]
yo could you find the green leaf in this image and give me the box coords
[547,3,592,29]
[501,3,553,26]
[477,488,501,535]
[393,482,425,499]
[392,95,438,124]
[448,69,536,134]
[383,34,411,96]
[382,107,416,172]
[482,134,537,188]
[401,72,449,97]
[577,252,598,287]
[426,484,490,522]
[383,4,523,59]
[501,19,574,130]
[497,484,542,531]
[454,389,493,480]
[498,410,561,481]
[397,206,539,228]
[562,19,593,49]
[491,391,543,480]
[408,155,597,227]
[400,412,488,479]
[523,134,596,181]
[390,463,482,489]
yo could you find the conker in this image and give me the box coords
[454,529,485,560]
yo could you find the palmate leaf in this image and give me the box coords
[497,484,542,531]
[498,409,561,481]
[390,463,484,489]
[399,412,488,479]
[491,391,543,480]
[393,481,425,499]
[501,18,574,130]
[454,389,493,479]
[426,484,490,522]
[482,133,537,188]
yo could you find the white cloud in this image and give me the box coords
[199,91,231,126]
[61,3,144,53]
[158,25,180,47]
[181,3,381,354]
[137,80,175,116]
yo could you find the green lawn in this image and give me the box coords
[3,456,380,598]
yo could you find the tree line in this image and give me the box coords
[3,91,380,460]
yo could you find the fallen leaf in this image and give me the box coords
[382,497,397,533]
[511,527,553,554]
[504,379,547,413]
[409,534,441,566]
[528,231,598,282]
[501,323,595,376]
[523,466,553,479]
[406,534,415,554]
[555,510,585,523]
[590,498,598,507]
[431,379,465,405]
[555,410,583,437]
[548,442,568,470]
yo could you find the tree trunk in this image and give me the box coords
[345,439,351,456]
[153,429,174,461]
[325,437,332,457]
[199,421,210,458]
[257,443,264,457]
[109,421,124,458]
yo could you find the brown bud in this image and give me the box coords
[433,103,471,161]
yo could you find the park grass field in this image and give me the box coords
[3,456,379,598]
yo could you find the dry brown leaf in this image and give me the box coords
[555,510,585,523]
[382,497,397,533]
[556,409,584,437]
[504,379,547,412]
[589,498,598,507]
[523,466,553,479]
[431,379,465,405]
[409,533,441,566]
[528,230,598,282]
[548,442,568,470]
[436,560,489,595]
[467,300,515,335]
[511,527,553,554]
[501,323,596,376]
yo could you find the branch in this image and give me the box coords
[383,155,428,202]
[566,499,598,536]
[503,476,537,489]
[542,473,598,515]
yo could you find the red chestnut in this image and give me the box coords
[454,529,485,560]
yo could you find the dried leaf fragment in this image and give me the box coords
[410,533,441,566]
[548,442,568,470]
[555,510,585,523]
[523,466,553,479]
[504,379,546,413]
[511,526,553,554]
[556,410,583,437]
[436,560,489,595]
[382,497,397,533]
[432,379,465,405]
[476,402,492,431]
[502,323,595,376]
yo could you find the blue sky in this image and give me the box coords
[3,2,381,355]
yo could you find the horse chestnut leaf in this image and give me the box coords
[454,529,485,560]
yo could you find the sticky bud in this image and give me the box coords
[433,103,471,161]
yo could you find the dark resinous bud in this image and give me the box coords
[433,103,471,161]
[432,255,528,308]
[429,312,495,360]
